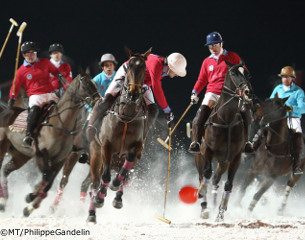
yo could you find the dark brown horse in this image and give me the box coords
[87,48,151,223]
[196,62,253,221]
[0,73,100,216]
[237,96,305,214]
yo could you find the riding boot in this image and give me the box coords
[188,105,212,155]
[147,104,159,131]
[23,105,41,146]
[241,104,254,153]
[86,94,116,142]
[292,132,303,176]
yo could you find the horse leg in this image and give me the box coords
[24,152,62,217]
[80,170,91,203]
[212,161,229,209]
[216,154,241,222]
[112,180,128,209]
[248,177,274,212]
[51,151,79,210]
[1,154,31,211]
[0,139,9,211]
[87,141,103,224]
[110,150,137,191]
[278,173,302,215]
[197,150,213,219]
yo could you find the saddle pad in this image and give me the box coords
[9,110,28,133]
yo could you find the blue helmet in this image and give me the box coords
[204,32,224,46]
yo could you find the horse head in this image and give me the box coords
[123,47,151,101]
[260,94,289,126]
[224,60,253,103]
[66,73,100,105]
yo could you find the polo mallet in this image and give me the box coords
[156,121,172,224]
[12,22,27,99]
[0,18,19,59]
[157,103,193,150]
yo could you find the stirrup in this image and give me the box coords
[23,136,33,146]
[188,141,201,155]
[293,167,303,176]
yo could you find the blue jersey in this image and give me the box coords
[270,83,305,118]
[93,71,116,97]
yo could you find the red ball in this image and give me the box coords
[179,185,198,204]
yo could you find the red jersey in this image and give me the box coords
[193,50,242,95]
[49,62,72,90]
[9,58,60,99]
[144,54,168,110]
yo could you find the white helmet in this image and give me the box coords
[167,53,187,77]
[100,53,118,66]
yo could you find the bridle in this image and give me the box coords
[42,74,100,136]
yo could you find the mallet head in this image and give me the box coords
[9,18,19,27]
[17,22,27,37]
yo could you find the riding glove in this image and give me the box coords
[286,105,293,112]
[8,98,15,108]
[165,111,174,123]
[191,93,199,104]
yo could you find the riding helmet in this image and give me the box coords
[100,53,118,67]
[49,43,65,54]
[21,41,39,53]
[167,53,187,77]
[204,31,224,46]
[278,66,296,78]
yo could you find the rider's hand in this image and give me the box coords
[191,93,199,104]
[86,125,97,142]
[8,98,15,108]
[165,111,174,123]
[286,105,293,112]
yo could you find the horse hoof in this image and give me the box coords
[94,197,104,208]
[25,193,36,203]
[0,204,5,212]
[112,199,123,209]
[87,210,96,224]
[49,206,56,214]
[110,179,121,191]
[200,209,209,219]
[23,206,34,217]
[215,209,225,222]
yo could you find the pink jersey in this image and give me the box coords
[193,50,242,95]
[144,54,168,110]
[49,62,72,90]
[10,58,60,99]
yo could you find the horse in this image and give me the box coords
[195,61,253,221]
[50,108,92,211]
[0,73,100,216]
[87,48,151,224]
[237,95,305,214]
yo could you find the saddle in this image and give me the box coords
[8,101,57,134]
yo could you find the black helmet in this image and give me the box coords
[49,43,65,54]
[21,41,38,53]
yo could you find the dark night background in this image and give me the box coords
[1,0,305,120]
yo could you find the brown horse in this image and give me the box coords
[0,73,100,216]
[237,96,305,214]
[87,48,150,224]
[195,61,253,221]
[50,108,92,211]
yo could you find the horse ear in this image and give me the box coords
[225,60,234,68]
[143,47,152,60]
[282,96,289,103]
[124,46,133,58]
[78,66,85,75]
[239,59,245,66]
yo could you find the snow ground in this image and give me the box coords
[1,145,305,240]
